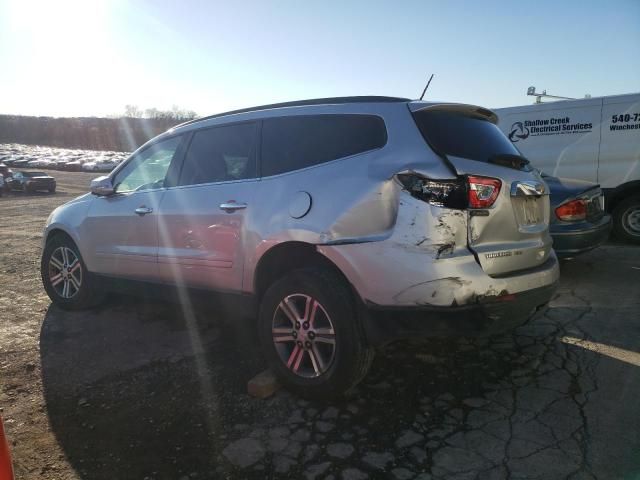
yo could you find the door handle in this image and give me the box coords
[134,206,153,215]
[219,202,247,212]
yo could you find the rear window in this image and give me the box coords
[261,114,387,176]
[412,110,520,162]
[25,172,46,177]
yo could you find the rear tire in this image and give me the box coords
[612,194,640,244]
[48,186,56,193]
[41,234,105,310]
[258,268,374,399]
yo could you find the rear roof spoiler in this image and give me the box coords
[408,101,499,124]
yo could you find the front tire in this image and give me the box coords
[612,194,640,244]
[41,234,105,310]
[258,268,374,399]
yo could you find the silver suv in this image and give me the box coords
[41,97,559,397]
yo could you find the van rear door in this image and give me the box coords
[599,94,640,189]
[411,104,552,276]
[495,98,602,183]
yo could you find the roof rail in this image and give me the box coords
[175,96,410,128]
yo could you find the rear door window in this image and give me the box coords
[413,110,521,162]
[179,122,258,186]
[261,114,387,176]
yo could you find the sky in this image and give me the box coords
[0,0,638,118]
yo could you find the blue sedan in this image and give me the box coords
[544,174,612,258]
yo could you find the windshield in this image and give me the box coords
[24,171,46,177]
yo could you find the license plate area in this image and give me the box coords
[522,198,541,225]
[512,197,545,229]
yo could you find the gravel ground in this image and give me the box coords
[1,170,639,480]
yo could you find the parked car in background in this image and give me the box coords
[63,160,85,171]
[7,171,56,193]
[81,160,99,171]
[54,159,69,170]
[2,156,23,166]
[545,174,612,257]
[0,175,4,196]
[95,159,120,172]
[34,159,47,166]
[0,163,13,180]
[41,96,559,397]
[83,159,118,172]
[12,159,32,168]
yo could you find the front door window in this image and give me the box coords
[114,136,183,193]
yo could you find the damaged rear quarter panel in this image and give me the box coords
[319,191,489,307]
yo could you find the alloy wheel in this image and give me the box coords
[271,294,336,378]
[48,246,82,299]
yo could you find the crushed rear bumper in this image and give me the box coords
[363,281,557,345]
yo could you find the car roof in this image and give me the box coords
[175,96,411,129]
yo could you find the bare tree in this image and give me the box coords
[122,105,198,121]
[124,104,142,118]
[144,107,160,119]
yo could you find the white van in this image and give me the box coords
[495,93,640,243]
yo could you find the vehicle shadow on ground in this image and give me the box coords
[40,293,267,479]
[37,292,526,479]
[39,289,625,479]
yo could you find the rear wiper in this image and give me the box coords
[488,154,530,170]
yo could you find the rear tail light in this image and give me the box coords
[468,176,501,208]
[396,174,467,209]
[397,174,504,210]
[555,199,586,221]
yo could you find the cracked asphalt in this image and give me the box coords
[1,170,640,479]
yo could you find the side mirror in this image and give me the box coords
[90,176,115,196]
